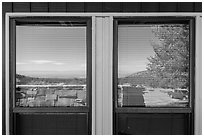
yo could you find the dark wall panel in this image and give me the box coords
[141,2,160,12]
[31,2,48,12]
[15,113,88,135]
[177,2,194,12]
[85,2,103,12]
[2,3,12,135]
[103,2,121,12]
[2,2,12,13]
[116,113,190,135]
[159,2,177,12]
[13,2,30,12]
[10,2,201,13]
[49,2,67,12]
[122,2,141,12]
[194,2,202,12]
[67,2,85,12]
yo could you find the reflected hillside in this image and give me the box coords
[118,70,156,87]
[16,74,86,85]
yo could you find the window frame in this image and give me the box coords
[9,16,92,134]
[10,17,92,112]
[113,16,195,113]
[113,16,195,135]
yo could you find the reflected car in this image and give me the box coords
[168,89,189,100]
[75,99,83,103]
[146,87,154,91]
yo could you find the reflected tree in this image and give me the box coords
[147,24,189,89]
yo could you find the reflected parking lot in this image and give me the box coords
[118,86,188,107]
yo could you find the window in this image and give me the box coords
[16,21,87,107]
[113,17,195,135]
[10,17,92,109]
[9,17,92,135]
[114,17,194,108]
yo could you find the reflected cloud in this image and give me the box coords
[16,62,28,65]
[30,60,65,66]
[53,62,64,65]
[80,63,86,68]
[31,60,54,64]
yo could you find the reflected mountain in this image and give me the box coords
[16,74,86,85]
[119,70,157,87]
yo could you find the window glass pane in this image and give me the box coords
[16,24,87,107]
[118,24,189,107]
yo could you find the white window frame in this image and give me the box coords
[5,13,202,135]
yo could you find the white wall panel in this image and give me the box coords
[95,16,113,135]
[195,15,202,135]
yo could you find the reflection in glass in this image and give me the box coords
[118,24,189,107]
[16,25,87,107]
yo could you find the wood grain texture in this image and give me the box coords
[141,2,160,12]
[159,2,177,12]
[2,2,12,13]
[194,2,202,12]
[103,2,121,12]
[177,2,194,12]
[6,2,203,13]
[31,2,48,12]
[85,2,103,12]
[13,2,30,12]
[122,2,141,12]
[67,2,85,12]
[49,2,67,12]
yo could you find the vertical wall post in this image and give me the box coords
[92,16,96,135]
[5,13,10,135]
[195,15,202,135]
[95,17,103,134]
[102,16,113,135]
[95,16,113,135]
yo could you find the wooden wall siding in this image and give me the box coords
[141,2,160,12]
[177,2,195,12]
[85,2,103,12]
[4,2,202,13]
[103,2,121,12]
[49,2,67,12]
[194,3,202,12]
[13,2,30,12]
[159,2,177,12]
[66,2,85,12]
[121,3,141,12]
[31,2,48,12]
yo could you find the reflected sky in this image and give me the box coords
[118,25,159,77]
[16,26,86,78]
